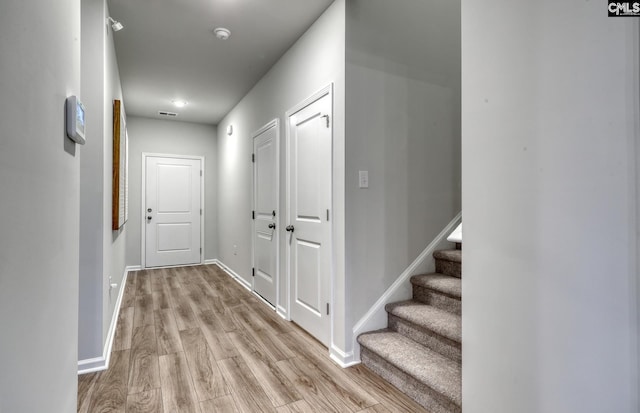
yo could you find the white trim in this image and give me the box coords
[447,223,462,243]
[285,83,334,348]
[216,260,252,291]
[350,212,462,363]
[141,153,205,269]
[330,345,359,368]
[251,118,280,309]
[204,259,218,265]
[126,264,142,272]
[286,84,333,117]
[78,267,130,375]
[276,305,289,320]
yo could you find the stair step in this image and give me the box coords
[433,249,461,278]
[358,330,461,413]
[411,274,461,315]
[433,249,461,263]
[386,300,461,362]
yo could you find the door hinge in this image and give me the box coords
[200,208,202,215]
[327,209,330,221]
[321,114,330,128]
[252,210,255,220]
[252,268,255,277]
[200,247,202,255]
[252,153,255,163]
[200,170,203,177]
[326,303,330,315]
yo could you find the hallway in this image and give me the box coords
[77,265,428,412]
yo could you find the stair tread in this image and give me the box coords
[386,300,461,343]
[411,274,461,299]
[433,249,461,263]
[358,330,461,406]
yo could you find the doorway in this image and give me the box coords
[252,119,280,307]
[142,154,204,268]
[286,85,333,346]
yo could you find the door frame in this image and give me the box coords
[141,153,205,269]
[284,83,334,335]
[251,118,280,309]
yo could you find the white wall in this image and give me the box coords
[79,0,106,360]
[462,1,639,412]
[103,0,127,344]
[0,0,81,411]
[217,0,347,351]
[345,0,461,354]
[126,116,218,266]
[78,0,128,364]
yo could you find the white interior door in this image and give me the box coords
[145,156,202,268]
[287,90,332,346]
[253,121,279,306]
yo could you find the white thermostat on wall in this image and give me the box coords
[66,95,86,145]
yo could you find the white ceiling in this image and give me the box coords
[107,0,334,125]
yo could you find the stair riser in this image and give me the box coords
[388,314,461,363]
[435,259,461,278]
[361,347,461,413]
[412,285,461,315]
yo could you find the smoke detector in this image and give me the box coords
[213,27,231,40]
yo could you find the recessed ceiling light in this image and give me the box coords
[213,27,231,40]
[172,100,187,108]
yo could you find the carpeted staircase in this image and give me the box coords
[357,247,462,413]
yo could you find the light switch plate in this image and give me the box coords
[359,171,369,188]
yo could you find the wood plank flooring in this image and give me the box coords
[78,265,430,413]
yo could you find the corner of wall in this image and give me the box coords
[78,266,129,374]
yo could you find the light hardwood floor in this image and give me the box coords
[78,265,430,413]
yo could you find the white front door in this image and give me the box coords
[252,120,279,306]
[145,156,202,268]
[287,89,332,346]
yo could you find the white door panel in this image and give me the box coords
[294,238,322,314]
[253,121,279,306]
[145,156,202,268]
[288,90,332,346]
[157,223,192,251]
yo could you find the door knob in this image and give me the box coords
[268,223,276,229]
[147,216,152,221]
[285,225,294,232]
[147,208,152,213]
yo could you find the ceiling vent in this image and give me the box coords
[158,111,178,117]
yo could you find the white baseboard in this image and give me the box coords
[276,305,289,320]
[330,344,359,368]
[204,259,218,265]
[126,265,142,272]
[215,260,252,291]
[77,356,107,374]
[350,212,462,363]
[78,267,130,375]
